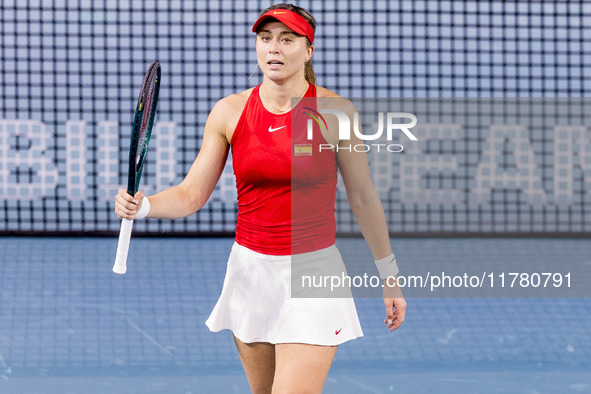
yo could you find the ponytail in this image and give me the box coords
[304,58,316,85]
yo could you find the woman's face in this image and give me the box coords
[256,21,313,82]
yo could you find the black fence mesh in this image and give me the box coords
[0,1,589,235]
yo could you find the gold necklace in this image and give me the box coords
[260,82,309,113]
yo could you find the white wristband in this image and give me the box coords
[135,197,150,219]
[375,253,399,279]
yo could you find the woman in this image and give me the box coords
[115,4,406,393]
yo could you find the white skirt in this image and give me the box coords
[205,242,364,346]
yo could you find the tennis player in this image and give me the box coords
[115,4,405,393]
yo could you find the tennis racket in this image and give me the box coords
[113,61,161,274]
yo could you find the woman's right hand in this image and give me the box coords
[114,189,145,220]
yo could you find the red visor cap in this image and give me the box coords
[252,9,314,43]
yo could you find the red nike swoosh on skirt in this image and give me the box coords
[335,328,342,335]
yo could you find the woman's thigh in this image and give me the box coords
[272,343,337,394]
[234,336,276,394]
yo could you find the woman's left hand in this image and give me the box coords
[383,279,406,331]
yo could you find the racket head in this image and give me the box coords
[127,61,161,195]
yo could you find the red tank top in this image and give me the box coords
[231,84,337,255]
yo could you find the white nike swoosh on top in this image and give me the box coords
[268,125,287,132]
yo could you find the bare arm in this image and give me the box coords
[114,98,232,220]
[337,142,392,259]
[145,99,230,219]
[334,116,391,262]
[333,98,406,332]
[315,87,392,259]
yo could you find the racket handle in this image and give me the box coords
[113,218,134,274]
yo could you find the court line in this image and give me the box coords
[0,349,11,379]
[439,328,458,344]
[126,319,174,357]
[77,303,176,359]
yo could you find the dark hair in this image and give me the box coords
[259,3,317,85]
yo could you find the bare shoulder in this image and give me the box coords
[315,85,340,98]
[312,86,357,146]
[314,85,356,113]
[209,87,255,142]
[213,87,253,116]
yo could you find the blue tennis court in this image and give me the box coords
[0,237,589,393]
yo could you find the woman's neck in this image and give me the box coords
[259,77,309,114]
